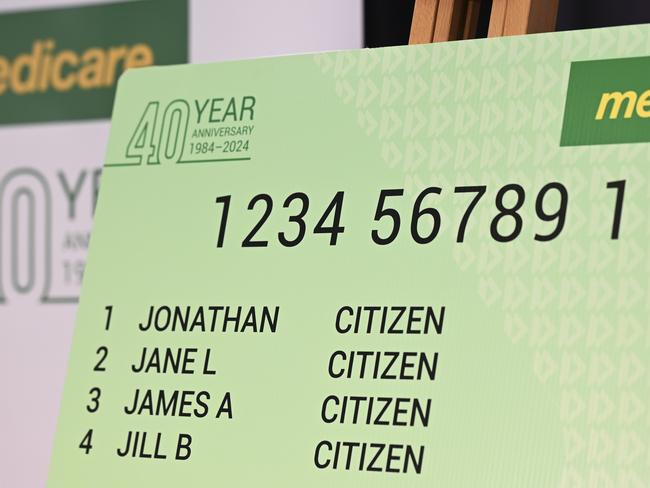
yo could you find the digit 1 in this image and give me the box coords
[104,305,113,331]
[606,180,625,240]
[215,196,231,248]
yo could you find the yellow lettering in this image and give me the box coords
[37,39,55,92]
[51,50,79,91]
[125,43,154,69]
[104,45,128,87]
[78,48,106,90]
[596,91,638,120]
[635,89,650,118]
[0,56,9,95]
[10,40,42,95]
[0,39,157,96]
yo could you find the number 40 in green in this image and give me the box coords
[125,100,190,165]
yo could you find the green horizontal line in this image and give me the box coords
[105,157,251,167]
[178,157,251,164]
[104,162,140,167]
[42,296,79,304]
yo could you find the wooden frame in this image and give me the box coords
[409,0,559,44]
[488,0,559,37]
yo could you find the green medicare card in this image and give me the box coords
[49,25,650,486]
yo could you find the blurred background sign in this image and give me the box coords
[0,1,362,486]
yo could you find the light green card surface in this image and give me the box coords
[48,25,650,487]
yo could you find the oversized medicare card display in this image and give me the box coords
[49,25,650,486]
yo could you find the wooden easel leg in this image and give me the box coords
[488,0,559,37]
[409,0,441,44]
[462,0,482,40]
[433,0,468,42]
[525,0,560,34]
[410,0,558,44]
[487,0,508,37]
